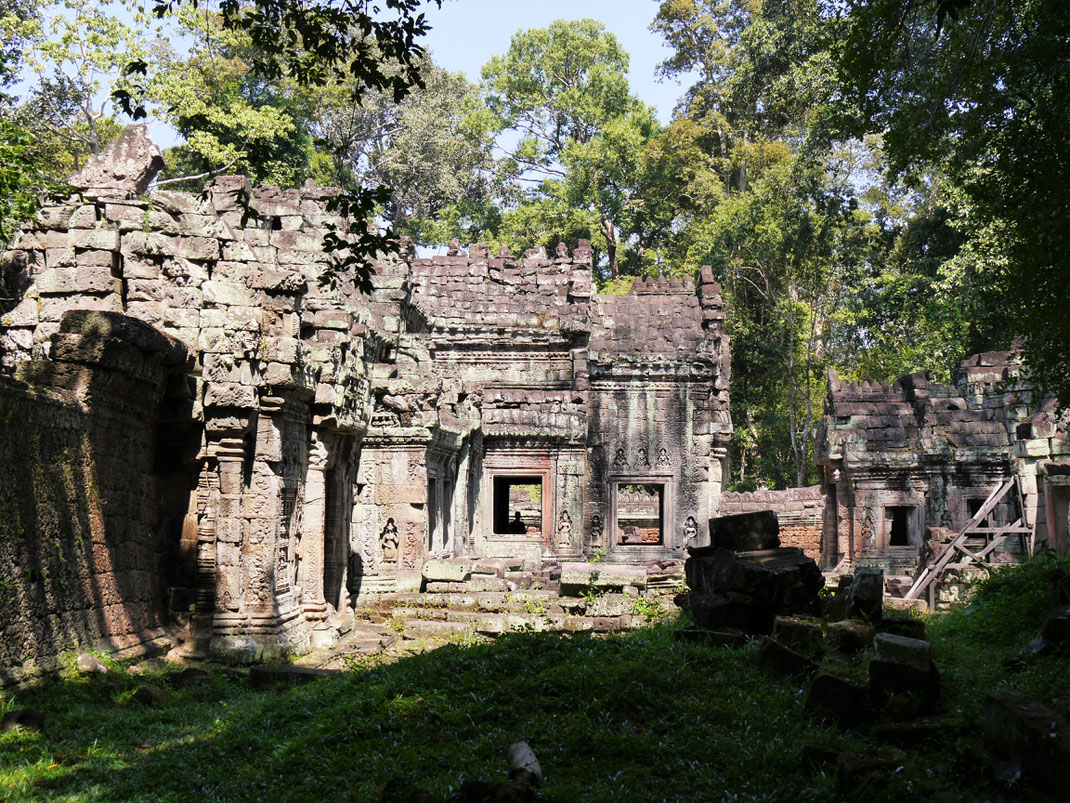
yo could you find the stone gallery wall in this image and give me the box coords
[0,312,192,682]
[719,486,824,560]
[814,350,1069,571]
[0,126,733,664]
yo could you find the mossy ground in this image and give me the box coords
[2,551,1069,802]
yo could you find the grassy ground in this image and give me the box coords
[2,552,1069,802]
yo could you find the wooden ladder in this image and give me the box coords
[904,477,1033,607]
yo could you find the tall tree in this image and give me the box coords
[831,0,1070,401]
[481,19,657,276]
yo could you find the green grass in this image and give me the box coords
[2,551,1070,802]
[0,624,860,802]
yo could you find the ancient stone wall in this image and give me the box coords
[813,350,1069,573]
[0,126,733,663]
[719,486,823,560]
[0,311,192,683]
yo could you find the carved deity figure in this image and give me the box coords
[683,516,698,545]
[656,448,671,467]
[380,518,399,563]
[636,447,649,466]
[613,448,628,468]
[557,511,573,548]
[591,514,604,543]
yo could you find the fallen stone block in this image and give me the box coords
[756,636,817,677]
[707,510,781,552]
[984,690,1070,799]
[868,632,939,706]
[772,615,824,655]
[689,593,773,635]
[422,559,472,583]
[827,619,876,653]
[686,547,824,613]
[847,567,884,623]
[805,670,868,727]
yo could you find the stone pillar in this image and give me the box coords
[297,429,330,623]
[214,437,246,613]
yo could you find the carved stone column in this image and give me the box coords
[297,429,330,622]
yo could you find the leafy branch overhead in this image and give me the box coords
[114,0,442,288]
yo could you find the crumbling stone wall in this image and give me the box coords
[0,311,191,683]
[719,486,823,560]
[814,351,1051,572]
[0,126,733,661]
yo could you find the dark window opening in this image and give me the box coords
[492,476,543,535]
[967,498,993,527]
[428,479,439,550]
[887,506,912,546]
[616,484,664,545]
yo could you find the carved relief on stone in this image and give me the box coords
[408,458,421,482]
[244,553,273,608]
[401,521,419,569]
[683,515,698,546]
[556,511,573,548]
[656,448,671,467]
[357,519,379,577]
[613,448,628,469]
[590,514,604,545]
[636,447,649,466]
[380,518,399,564]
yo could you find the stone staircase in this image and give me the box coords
[355,558,686,645]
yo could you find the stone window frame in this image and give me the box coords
[485,468,552,542]
[875,494,925,549]
[607,472,674,553]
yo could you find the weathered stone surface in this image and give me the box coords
[772,615,824,655]
[805,670,868,726]
[869,633,940,705]
[755,636,817,677]
[69,124,165,195]
[827,619,876,653]
[422,560,472,583]
[130,685,171,706]
[76,652,109,675]
[686,547,824,611]
[984,690,1070,798]
[707,510,781,552]
[847,567,884,623]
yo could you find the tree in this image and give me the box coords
[831,0,1070,401]
[12,0,160,169]
[481,19,657,276]
[306,57,510,243]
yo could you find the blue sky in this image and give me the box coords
[420,0,689,123]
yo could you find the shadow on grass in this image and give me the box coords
[0,620,861,802]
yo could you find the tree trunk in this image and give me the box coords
[603,216,618,277]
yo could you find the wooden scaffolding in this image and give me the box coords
[905,476,1034,609]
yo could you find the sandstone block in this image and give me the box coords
[708,510,781,551]
[422,559,472,582]
[984,690,1070,798]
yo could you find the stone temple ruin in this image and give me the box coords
[2,126,1068,677]
[815,352,1070,603]
[0,127,731,671]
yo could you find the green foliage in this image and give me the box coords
[928,548,1070,719]
[0,623,862,799]
[0,118,49,242]
[831,0,1070,401]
